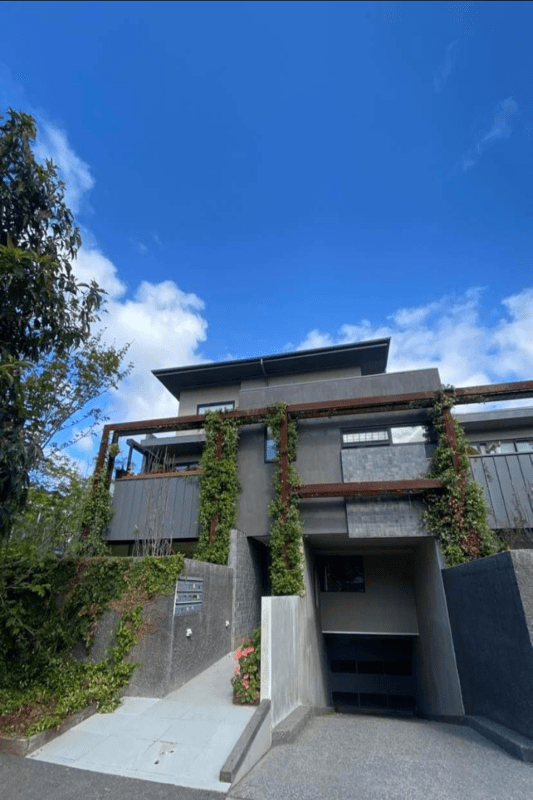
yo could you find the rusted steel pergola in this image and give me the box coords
[95,379,533,544]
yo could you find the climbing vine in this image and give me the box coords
[0,552,184,736]
[266,403,305,596]
[194,411,240,565]
[423,393,504,566]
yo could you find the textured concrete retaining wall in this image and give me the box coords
[229,529,263,645]
[443,550,533,738]
[123,558,233,697]
[412,538,464,719]
[261,545,329,729]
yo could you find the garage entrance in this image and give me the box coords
[325,633,416,713]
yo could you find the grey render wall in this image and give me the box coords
[107,475,199,542]
[125,558,233,697]
[261,543,329,728]
[412,538,464,719]
[442,550,533,738]
[239,367,441,410]
[229,529,263,644]
[320,554,419,634]
[178,383,241,416]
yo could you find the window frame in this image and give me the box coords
[341,424,430,448]
[196,400,236,415]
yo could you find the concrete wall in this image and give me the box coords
[320,554,419,634]
[412,538,464,719]
[178,383,240,416]
[229,529,264,645]
[125,558,233,697]
[261,545,329,728]
[240,365,362,391]
[442,550,533,738]
[239,368,441,410]
[107,474,199,542]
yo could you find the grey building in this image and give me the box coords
[102,339,533,721]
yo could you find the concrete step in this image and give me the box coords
[466,715,533,762]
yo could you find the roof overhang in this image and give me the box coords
[153,339,390,400]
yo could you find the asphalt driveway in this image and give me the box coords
[230,713,533,800]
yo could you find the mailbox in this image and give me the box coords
[174,577,203,616]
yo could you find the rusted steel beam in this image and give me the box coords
[95,425,112,474]
[95,379,533,454]
[442,407,462,476]
[452,380,533,403]
[287,380,533,420]
[279,410,290,507]
[296,479,443,499]
[106,406,269,437]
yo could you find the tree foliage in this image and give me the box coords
[0,109,129,536]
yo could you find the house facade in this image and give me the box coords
[99,339,533,721]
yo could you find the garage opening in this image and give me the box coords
[325,633,416,713]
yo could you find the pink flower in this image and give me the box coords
[234,666,240,674]
[234,650,243,660]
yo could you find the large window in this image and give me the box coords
[342,425,428,447]
[197,401,235,415]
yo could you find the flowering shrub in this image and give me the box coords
[232,625,261,704]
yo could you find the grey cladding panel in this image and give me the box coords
[468,454,533,529]
[107,476,200,541]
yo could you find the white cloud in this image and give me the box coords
[433,39,459,93]
[33,120,94,214]
[28,115,209,469]
[463,97,519,171]
[297,288,533,394]
[71,247,208,426]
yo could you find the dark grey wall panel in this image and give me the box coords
[238,368,442,410]
[107,476,199,541]
[443,551,533,738]
[469,454,533,529]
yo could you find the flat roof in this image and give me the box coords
[153,338,390,399]
[456,406,533,431]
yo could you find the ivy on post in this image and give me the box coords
[194,411,239,565]
[423,392,503,565]
[267,403,305,596]
[208,426,224,545]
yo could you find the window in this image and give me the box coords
[342,425,428,447]
[469,439,533,456]
[342,430,389,446]
[265,427,277,462]
[317,556,365,592]
[197,401,235,415]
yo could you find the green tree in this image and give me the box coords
[0,109,115,536]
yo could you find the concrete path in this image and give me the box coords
[230,713,533,800]
[29,653,255,794]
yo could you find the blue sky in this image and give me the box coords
[1,1,532,467]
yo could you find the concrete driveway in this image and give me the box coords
[230,713,533,800]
